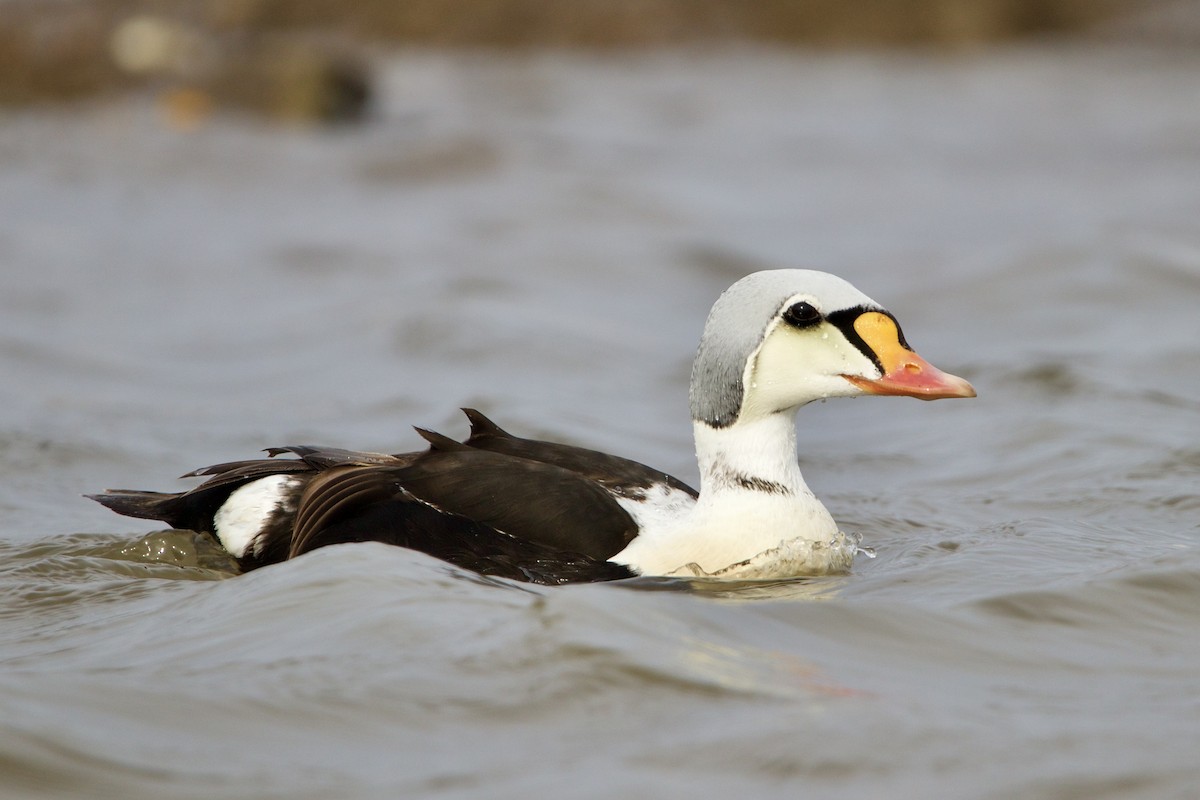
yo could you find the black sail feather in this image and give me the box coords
[462,408,697,500]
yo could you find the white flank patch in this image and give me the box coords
[213,475,299,558]
[613,484,696,539]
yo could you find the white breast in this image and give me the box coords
[611,486,842,577]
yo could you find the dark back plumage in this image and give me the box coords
[461,408,697,501]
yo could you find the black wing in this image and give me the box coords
[286,465,633,584]
[391,445,639,559]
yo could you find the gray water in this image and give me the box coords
[2,45,1200,799]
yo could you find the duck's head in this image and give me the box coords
[690,269,976,428]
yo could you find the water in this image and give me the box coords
[2,44,1200,799]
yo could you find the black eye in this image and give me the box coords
[783,301,822,328]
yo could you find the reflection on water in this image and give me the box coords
[2,44,1200,799]
[621,573,852,601]
[108,530,240,574]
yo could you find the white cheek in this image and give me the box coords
[741,325,878,415]
[213,475,300,557]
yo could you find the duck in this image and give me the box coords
[89,269,975,584]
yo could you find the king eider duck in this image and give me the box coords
[90,270,975,585]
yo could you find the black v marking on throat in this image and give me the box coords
[710,458,791,495]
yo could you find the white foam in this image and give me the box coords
[665,531,861,580]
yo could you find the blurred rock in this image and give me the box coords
[110,15,213,77]
[1094,0,1200,46]
[160,0,1146,47]
[103,14,372,125]
[161,87,215,131]
[192,36,372,124]
[0,3,127,105]
[1,3,370,124]
[0,0,1184,112]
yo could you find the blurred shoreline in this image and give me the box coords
[0,0,1192,120]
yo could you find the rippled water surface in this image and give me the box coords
[2,45,1200,799]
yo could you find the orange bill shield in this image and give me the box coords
[841,312,976,400]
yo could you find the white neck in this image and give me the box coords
[694,412,807,498]
[612,410,841,576]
